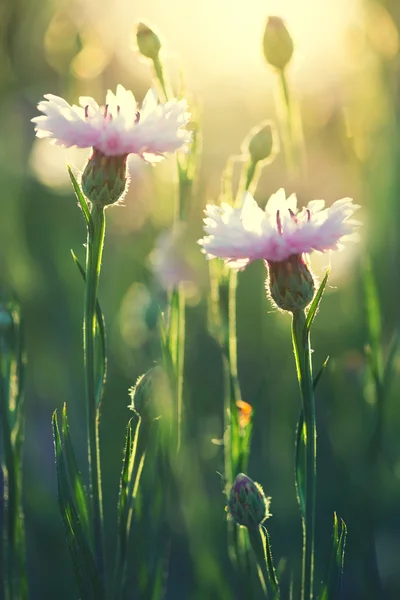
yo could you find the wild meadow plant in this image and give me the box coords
[0,299,27,600]
[31,56,190,599]
[0,12,376,600]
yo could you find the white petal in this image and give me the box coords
[265,188,287,214]
[140,88,159,119]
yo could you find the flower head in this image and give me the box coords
[31,85,191,163]
[263,16,294,70]
[199,189,360,269]
[228,473,271,529]
[136,22,162,60]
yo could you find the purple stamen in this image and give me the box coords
[135,110,140,124]
[85,105,89,118]
[104,104,109,118]
[276,210,283,235]
[306,209,311,222]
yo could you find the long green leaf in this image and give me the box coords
[114,415,141,599]
[71,249,107,406]
[0,464,5,600]
[159,309,176,387]
[0,298,28,599]
[306,270,330,332]
[383,329,399,392]
[248,526,280,598]
[67,166,93,235]
[262,526,280,598]
[363,258,382,377]
[295,356,330,520]
[294,413,306,520]
[313,356,330,391]
[319,513,347,600]
[61,404,90,538]
[52,412,105,600]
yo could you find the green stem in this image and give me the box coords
[292,310,316,600]
[153,56,170,102]
[84,204,106,580]
[0,464,4,600]
[278,68,295,173]
[176,284,185,451]
[248,526,279,599]
[0,340,16,600]
[228,271,241,407]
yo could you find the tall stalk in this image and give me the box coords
[84,204,106,579]
[292,310,316,600]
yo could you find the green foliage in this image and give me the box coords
[305,270,330,333]
[319,514,347,600]
[0,299,27,600]
[68,166,93,234]
[52,411,105,600]
[61,404,90,538]
[71,250,107,407]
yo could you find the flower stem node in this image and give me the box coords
[136,22,162,61]
[81,150,128,207]
[228,473,271,529]
[267,254,315,313]
[263,16,294,70]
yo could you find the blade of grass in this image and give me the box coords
[61,404,90,538]
[306,270,330,333]
[52,412,104,600]
[68,167,93,235]
[319,513,347,600]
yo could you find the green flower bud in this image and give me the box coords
[267,254,315,313]
[136,22,162,61]
[81,150,128,207]
[129,365,172,420]
[263,16,294,70]
[228,473,271,529]
[245,121,277,164]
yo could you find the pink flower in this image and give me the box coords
[31,85,191,163]
[199,189,360,269]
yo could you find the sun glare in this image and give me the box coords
[116,0,362,90]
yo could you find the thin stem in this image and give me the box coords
[248,526,279,599]
[152,51,186,453]
[277,68,295,173]
[153,56,170,102]
[292,310,316,600]
[0,340,16,600]
[0,464,4,600]
[176,283,185,451]
[84,203,106,580]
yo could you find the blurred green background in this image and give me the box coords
[2,0,400,598]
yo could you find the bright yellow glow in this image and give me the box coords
[87,0,362,91]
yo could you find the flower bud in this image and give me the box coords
[228,473,271,529]
[236,400,253,430]
[263,16,294,70]
[266,254,315,313]
[81,150,128,207]
[129,365,172,420]
[136,22,162,61]
[246,121,276,164]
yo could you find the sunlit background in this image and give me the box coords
[1,0,400,598]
